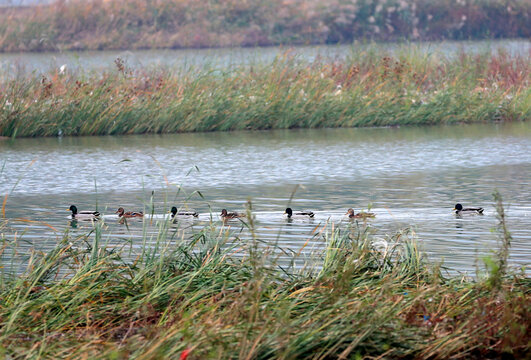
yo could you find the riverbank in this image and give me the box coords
[0,0,530,52]
[1,49,529,138]
[0,195,528,359]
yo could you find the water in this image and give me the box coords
[0,40,529,75]
[1,122,530,275]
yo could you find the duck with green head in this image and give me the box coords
[68,205,100,220]
[170,206,199,220]
[453,203,484,215]
[284,208,314,219]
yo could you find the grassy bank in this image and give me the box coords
[1,49,530,137]
[0,196,529,359]
[0,0,530,52]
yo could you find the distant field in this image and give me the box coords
[0,0,529,52]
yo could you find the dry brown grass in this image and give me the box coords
[0,0,530,52]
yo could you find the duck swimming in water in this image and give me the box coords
[170,206,199,219]
[68,205,100,220]
[220,209,245,220]
[453,203,484,215]
[115,207,144,218]
[284,208,314,219]
[346,208,375,219]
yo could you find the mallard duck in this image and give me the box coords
[170,206,199,219]
[220,209,245,220]
[346,208,375,219]
[115,207,144,218]
[284,208,314,219]
[68,205,100,220]
[454,203,484,215]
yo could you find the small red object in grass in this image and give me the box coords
[180,348,191,360]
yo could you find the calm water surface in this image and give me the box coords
[1,123,530,274]
[1,40,529,74]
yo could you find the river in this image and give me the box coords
[1,123,530,275]
[0,40,529,75]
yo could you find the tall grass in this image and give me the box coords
[0,200,529,359]
[0,0,530,52]
[1,49,529,137]
[485,190,514,291]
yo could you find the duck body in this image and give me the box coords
[220,209,245,220]
[68,205,100,220]
[454,203,484,215]
[116,207,144,218]
[285,208,314,219]
[170,206,199,220]
[346,208,375,219]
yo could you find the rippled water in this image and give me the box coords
[1,40,529,74]
[1,123,530,274]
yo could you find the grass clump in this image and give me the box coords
[1,49,529,137]
[0,209,528,359]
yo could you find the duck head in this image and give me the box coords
[285,208,293,218]
[68,205,78,215]
[115,207,125,217]
[170,206,177,217]
[454,203,463,211]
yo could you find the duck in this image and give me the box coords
[453,203,484,215]
[170,206,199,219]
[220,209,245,220]
[284,207,314,219]
[115,207,144,218]
[68,205,100,220]
[346,208,375,219]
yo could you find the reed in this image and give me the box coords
[1,48,529,138]
[0,0,529,52]
[0,202,528,359]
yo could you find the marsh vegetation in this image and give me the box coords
[1,49,529,137]
[0,194,528,359]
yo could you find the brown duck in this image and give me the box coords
[116,207,144,218]
[346,208,375,219]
